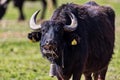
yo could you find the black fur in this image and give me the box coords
[28,1,115,80]
[28,31,41,42]
[0,0,57,20]
[0,0,10,19]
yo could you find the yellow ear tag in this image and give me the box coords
[71,39,77,45]
[30,37,36,43]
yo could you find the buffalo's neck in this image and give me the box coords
[54,37,88,74]
[55,44,81,69]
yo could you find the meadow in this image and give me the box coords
[0,0,120,80]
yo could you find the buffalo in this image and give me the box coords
[28,1,115,80]
[0,0,57,20]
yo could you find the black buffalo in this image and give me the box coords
[0,0,57,20]
[28,1,115,80]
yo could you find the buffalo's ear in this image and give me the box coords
[28,31,41,42]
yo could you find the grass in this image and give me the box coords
[0,0,120,80]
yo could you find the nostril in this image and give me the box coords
[54,42,57,45]
[46,41,49,44]
[45,39,53,45]
[45,40,56,45]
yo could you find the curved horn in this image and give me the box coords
[64,12,78,32]
[29,10,41,30]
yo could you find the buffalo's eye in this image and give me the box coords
[41,28,47,34]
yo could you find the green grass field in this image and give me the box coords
[0,0,120,80]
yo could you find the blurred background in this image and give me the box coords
[0,0,120,80]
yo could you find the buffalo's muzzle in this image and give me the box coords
[42,44,58,59]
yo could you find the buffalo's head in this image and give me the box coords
[29,10,78,61]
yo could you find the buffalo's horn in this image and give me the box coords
[29,10,41,30]
[64,12,78,31]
